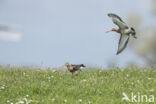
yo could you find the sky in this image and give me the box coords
[0,0,154,68]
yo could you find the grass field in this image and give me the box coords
[0,66,156,104]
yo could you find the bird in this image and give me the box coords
[0,25,21,42]
[63,62,86,74]
[107,13,137,55]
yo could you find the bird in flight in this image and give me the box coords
[63,62,85,74]
[0,25,21,42]
[107,13,137,55]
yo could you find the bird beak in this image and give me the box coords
[106,30,112,33]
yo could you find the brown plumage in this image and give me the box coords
[63,62,85,74]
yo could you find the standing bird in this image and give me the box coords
[63,62,85,74]
[107,13,137,55]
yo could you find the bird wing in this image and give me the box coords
[108,13,128,29]
[117,33,129,55]
[71,65,82,70]
[71,65,78,68]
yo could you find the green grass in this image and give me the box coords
[0,67,156,104]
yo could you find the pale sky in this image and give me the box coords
[0,0,154,68]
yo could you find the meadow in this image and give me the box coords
[0,66,155,104]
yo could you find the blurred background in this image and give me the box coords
[0,0,155,68]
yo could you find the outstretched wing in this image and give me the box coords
[117,34,129,55]
[108,13,128,29]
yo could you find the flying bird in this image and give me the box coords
[107,13,137,55]
[63,62,85,74]
[0,25,21,42]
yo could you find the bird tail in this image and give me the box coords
[81,64,86,67]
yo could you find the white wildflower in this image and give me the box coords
[64,99,67,103]
[52,70,56,73]
[148,78,152,80]
[149,89,154,92]
[82,79,87,82]
[7,100,10,103]
[88,101,92,104]
[137,80,140,83]
[26,95,29,97]
[28,100,33,103]
[16,100,24,104]
[0,85,5,90]
[22,98,27,102]
[79,99,82,103]
[51,98,55,102]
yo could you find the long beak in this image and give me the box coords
[106,30,112,33]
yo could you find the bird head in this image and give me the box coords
[62,62,70,67]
